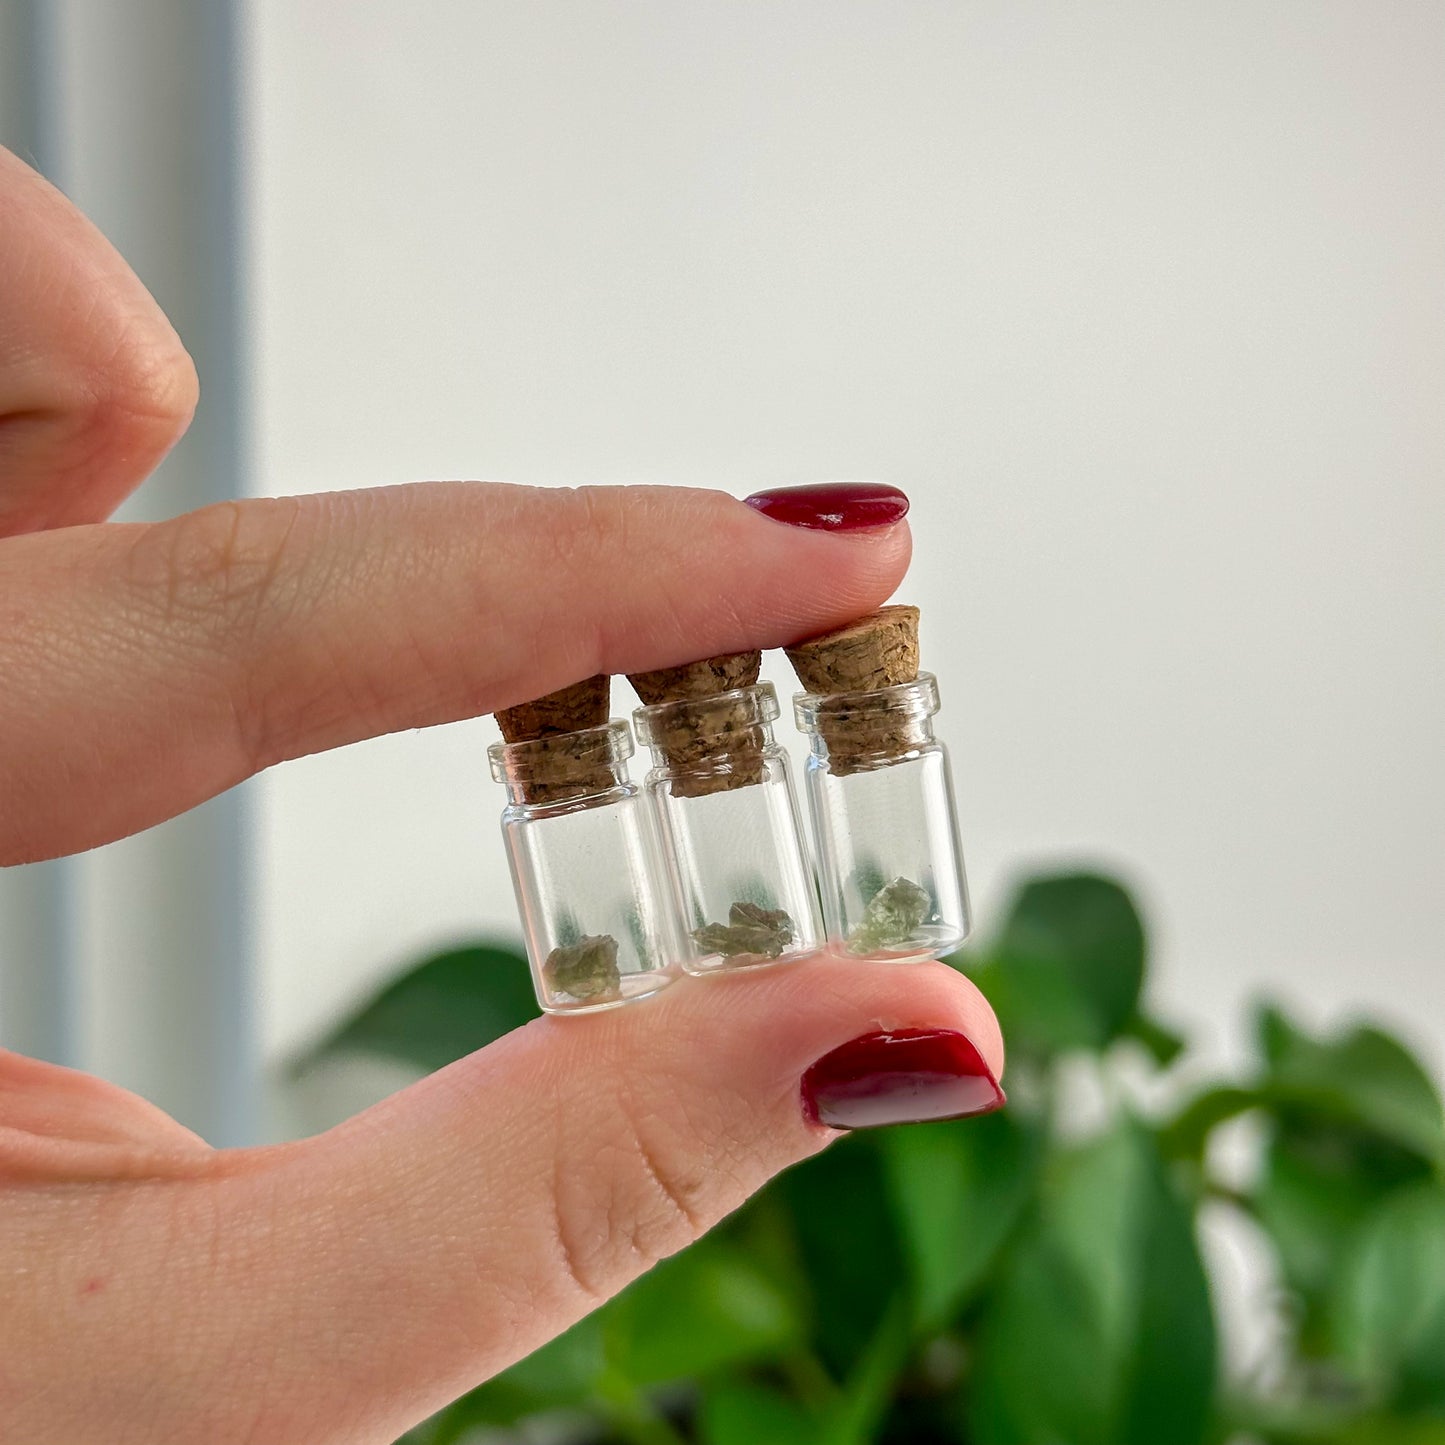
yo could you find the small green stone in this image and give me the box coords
[692,900,795,959]
[693,922,779,957]
[729,900,794,941]
[543,933,622,1000]
[848,876,932,954]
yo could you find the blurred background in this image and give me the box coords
[1,0,1439,1144]
[0,4,1443,1439]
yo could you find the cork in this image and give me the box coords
[628,651,766,798]
[629,651,761,706]
[785,605,919,695]
[495,674,610,743]
[786,606,922,774]
[494,675,614,804]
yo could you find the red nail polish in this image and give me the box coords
[744,482,910,532]
[801,1029,1005,1130]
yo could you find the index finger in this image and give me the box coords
[1,481,910,862]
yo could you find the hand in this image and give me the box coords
[0,146,1004,1444]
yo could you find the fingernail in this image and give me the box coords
[744,481,910,532]
[801,1029,1005,1130]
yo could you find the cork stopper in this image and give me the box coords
[629,651,767,798]
[629,651,761,706]
[495,674,610,743]
[785,605,919,695]
[493,675,616,804]
[786,606,926,774]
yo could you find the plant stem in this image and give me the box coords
[1202,1181,1259,1216]
[594,1372,690,1445]
[780,1347,840,1411]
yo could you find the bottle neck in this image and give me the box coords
[487,721,633,808]
[794,673,941,775]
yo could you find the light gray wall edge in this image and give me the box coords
[0,0,257,1144]
[197,0,258,1148]
[0,0,80,1070]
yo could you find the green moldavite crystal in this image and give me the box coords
[693,900,795,959]
[848,876,931,954]
[543,933,622,1001]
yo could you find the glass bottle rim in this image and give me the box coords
[632,681,780,749]
[487,718,634,785]
[792,671,940,732]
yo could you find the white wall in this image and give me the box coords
[247,1,1445,1077]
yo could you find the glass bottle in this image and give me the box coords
[793,672,970,961]
[633,682,823,974]
[487,721,676,1013]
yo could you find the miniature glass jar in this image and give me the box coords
[793,672,970,961]
[633,683,823,974]
[487,721,676,1013]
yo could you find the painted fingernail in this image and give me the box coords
[801,1029,1005,1130]
[743,481,910,532]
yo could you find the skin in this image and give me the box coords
[0,145,1003,1444]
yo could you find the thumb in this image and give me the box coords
[24,958,1001,1444]
[251,958,1003,1441]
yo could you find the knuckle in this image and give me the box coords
[87,316,200,453]
[549,485,627,571]
[546,1093,714,1301]
[126,497,303,649]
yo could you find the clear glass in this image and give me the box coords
[634,683,822,975]
[794,673,970,962]
[487,721,676,1014]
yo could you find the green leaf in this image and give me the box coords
[1255,1003,1445,1164]
[1158,1085,1264,1163]
[973,873,1147,1057]
[1120,1012,1188,1069]
[1325,1422,1445,1445]
[881,1109,1041,1329]
[1248,1004,1442,1350]
[421,1238,803,1437]
[493,1310,609,1403]
[303,941,537,1074]
[1333,1183,1445,1408]
[968,1120,1215,1445]
[699,1382,816,1445]
[1116,1136,1217,1443]
[1257,1118,1431,1356]
[1224,1395,1445,1445]
[772,1135,907,1376]
[1166,1009,1445,1172]
[968,1233,1115,1445]
[819,1293,913,1445]
[602,1237,802,1387]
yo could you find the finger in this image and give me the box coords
[0,1050,210,1181]
[0,481,910,862]
[0,147,198,534]
[5,958,1000,1444]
